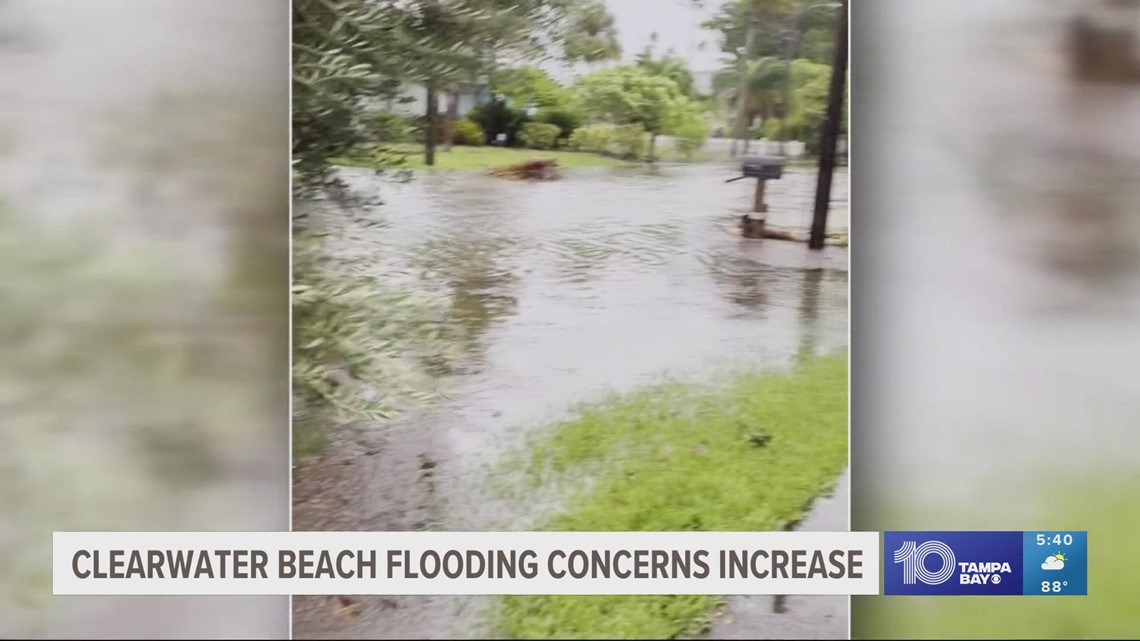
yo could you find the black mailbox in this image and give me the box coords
[741,155,785,180]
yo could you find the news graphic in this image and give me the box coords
[53,531,880,596]
[884,531,1087,596]
[1022,531,1088,596]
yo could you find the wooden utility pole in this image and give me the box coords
[809,0,847,250]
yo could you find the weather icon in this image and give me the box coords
[1042,553,1066,571]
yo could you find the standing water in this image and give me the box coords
[293,163,849,639]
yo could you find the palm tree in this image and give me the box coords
[715,56,789,147]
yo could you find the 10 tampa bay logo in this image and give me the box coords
[883,532,1023,595]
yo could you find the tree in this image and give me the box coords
[704,0,838,66]
[291,0,579,448]
[491,66,570,109]
[379,1,488,166]
[713,55,788,135]
[562,0,621,67]
[574,66,687,161]
[297,0,575,167]
[786,58,841,155]
[389,0,579,165]
[291,0,469,447]
[292,0,397,188]
[635,47,699,99]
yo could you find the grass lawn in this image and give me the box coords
[292,413,326,463]
[494,352,849,639]
[854,473,1140,639]
[334,143,634,171]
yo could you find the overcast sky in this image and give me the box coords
[542,0,728,83]
[607,0,727,72]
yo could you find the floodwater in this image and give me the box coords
[292,163,849,639]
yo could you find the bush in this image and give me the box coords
[535,107,581,142]
[566,123,646,159]
[672,118,710,160]
[361,110,417,143]
[567,124,613,154]
[761,118,783,141]
[611,124,648,160]
[293,226,460,430]
[451,118,485,146]
[518,122,560,150]
[468,98,530,146]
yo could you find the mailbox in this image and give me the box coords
[741,155,785,180]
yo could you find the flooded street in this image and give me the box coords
[293,162,849,639]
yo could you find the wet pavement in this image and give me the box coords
[292,162,849,639]
[704,470,849,640]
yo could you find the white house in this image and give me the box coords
[369,81,491,117]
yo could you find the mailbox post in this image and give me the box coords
[739,155,785,239]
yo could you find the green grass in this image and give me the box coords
[333,142,845,171]
[494,352,849,639]
[854,473,1140,639]
[333,143,634,171]
[291,413,326,464]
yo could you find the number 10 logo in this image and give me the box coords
[893,540,957,585]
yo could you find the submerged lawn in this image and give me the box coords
[495,352,849,639]
[333,143,633,171]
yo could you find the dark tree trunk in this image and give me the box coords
[648,133,657,162]
[425,83,438,166]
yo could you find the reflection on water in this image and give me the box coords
[295,163,848,638]
[312,165,850,400]
[311,165,850,392]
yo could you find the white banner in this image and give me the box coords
[53,531,880,596]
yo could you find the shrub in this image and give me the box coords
[672,118,710,160]
[468,98,530,146]
[535,107,581,142]
[451,118,485,146]
[611,124,648,160]
[518,122,560,150]
[293,226,461,429]
[761,118,783,141]
[361,110,417,143]
[567,124,613,154]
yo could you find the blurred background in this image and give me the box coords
[852,0,1140,637]
[0,1,289,638]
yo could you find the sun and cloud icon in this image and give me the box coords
[1042,553,1066,571]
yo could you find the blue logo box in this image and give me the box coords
[883,531,1087,596]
